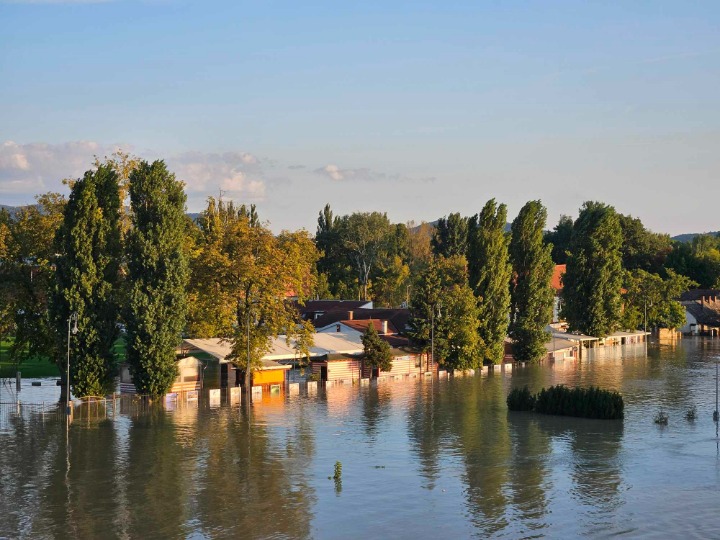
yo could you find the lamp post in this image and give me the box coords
[66,312,78,416]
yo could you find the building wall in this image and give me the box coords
[253,369,287,386]
[328,359,362,382]
[680,310,698,334]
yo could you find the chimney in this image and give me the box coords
[348,310,354,320]
[381,320,388,335]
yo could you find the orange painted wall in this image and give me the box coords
[253,369,287,386]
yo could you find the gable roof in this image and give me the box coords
[312,308,410,333]
[685,303,720,327]
[680,289,720,302]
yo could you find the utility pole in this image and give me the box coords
[66,312,78,416]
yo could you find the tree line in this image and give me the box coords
[0,153,711,395]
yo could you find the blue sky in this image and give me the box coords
[1,0,719,234]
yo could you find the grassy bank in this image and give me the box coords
[0,340,60,378]
[0,338,128,379]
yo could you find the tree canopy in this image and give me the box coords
[562,201,624,337]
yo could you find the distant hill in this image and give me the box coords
[0,205,21,217]
[672,232,720,243]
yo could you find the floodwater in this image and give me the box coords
[3,339,720,539]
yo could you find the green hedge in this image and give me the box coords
[507,384,624,420]
[506,386,535,411]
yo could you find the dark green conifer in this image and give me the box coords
[52,165,122,397]
[125,161,189,397]
[468,199,512,364]
[509,201,554,361]
[562,201,623,337]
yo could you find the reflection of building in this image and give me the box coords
[119,356,203,394]
[679,290,720,336]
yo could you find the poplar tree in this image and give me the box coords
[468,199,511,364]
[125,161,189,397]
[562,201,623,337]
[509,200,554,362]
[52,165,122,397]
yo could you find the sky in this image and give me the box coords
[1,1,719,235]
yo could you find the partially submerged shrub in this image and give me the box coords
[654,410,669,425]
[532,385,624,420]
[507,386,536,411]
[685,406,697,422]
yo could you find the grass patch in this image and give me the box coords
[0,337,128,378]
[507,384,624,420]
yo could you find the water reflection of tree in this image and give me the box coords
[406,377,514,535]
[0,413,65,536]
[193,402,316,539]
[506,412,552,534]
[534,415,625,525]
[125,406,191,538]
[360,384,392,439]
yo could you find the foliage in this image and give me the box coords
[51,165,122,397]
[544,214,573,265]
[333,461,342,480]
[434,284,483,371]
[509,200,554,362]
[621,269,696,330]
[432,212,468,258]
[406,221,434,275]
[188,198,318,388]
[361,323,393,374]
[408,255,469,350]
[315,204,355,298]
[562,201,624,337]
[337,211,396,301]
[0,193,66,365]
[685,406,697,422]
[506,386,536,411]
[371,255,410,308]
[468,199,512,364]
[125,160,189,398]
[654,410,669,425]
[665,234,720,288]
[617,213,672,274]
[533,385,624,419]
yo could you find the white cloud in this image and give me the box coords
[0,140,116,195]
[314,163,435,184]
[167,151,265,200]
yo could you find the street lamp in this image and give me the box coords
[66,312,78,416]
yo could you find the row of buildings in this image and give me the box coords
[120,265,720,396]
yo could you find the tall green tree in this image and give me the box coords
[337,211,394,300]
[509,201,554,362]
[617,213,672,274]
[432,213,469,258]
[361,323,392,375]
[1,193,66,366]
[622,269,696,331]
[315,204,354,298]
[433,283,483,371]
[188,198,318,390]
[544,214,573,265]
[562,201,623,337]
[468,200,512,364]
[52,165,122,397]
[125,161,189,398]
